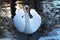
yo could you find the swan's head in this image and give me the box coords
[24,5,29,13]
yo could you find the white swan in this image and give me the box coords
[13,5,41,34]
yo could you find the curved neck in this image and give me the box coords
[30,9,41,18]
[24,11,30,26]
[25,12,30,20]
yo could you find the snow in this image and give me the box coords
[39,29,60,40]
[39,35,60,40]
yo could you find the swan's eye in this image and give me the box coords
[22,15,24,18]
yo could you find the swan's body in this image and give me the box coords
[13,5,41,34]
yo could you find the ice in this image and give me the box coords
[0,38,16,40]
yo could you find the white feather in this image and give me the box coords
[13,6,41,34]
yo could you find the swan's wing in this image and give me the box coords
[30,9,41,32]
[15,9,25,17]
[30,9,41,18]
[13,9,25,32]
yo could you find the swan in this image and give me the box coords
[13,5,41,34]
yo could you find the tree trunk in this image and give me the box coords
[10,0,16,18]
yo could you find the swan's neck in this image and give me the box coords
[24,11,30,26]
